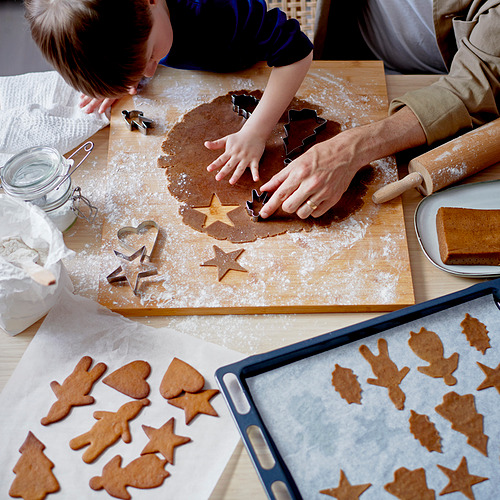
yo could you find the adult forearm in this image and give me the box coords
[352,106,427,166]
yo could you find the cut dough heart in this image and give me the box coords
[102,360,151,399]
[160,358,205,400]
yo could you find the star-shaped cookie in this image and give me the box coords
[437,456,487,499]
[193,193,239,228]
[141,418,191,464]
[201,245,248,281]
[107,246,157,295]
[476,361,500,393]
[168,389,219,424]
[320,470,371,499]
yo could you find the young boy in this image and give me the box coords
[25,0,313,185]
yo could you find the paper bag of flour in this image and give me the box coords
[0,195,74,335]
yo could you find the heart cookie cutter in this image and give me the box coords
[117,220,160,259]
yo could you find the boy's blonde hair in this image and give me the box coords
[25,0,153,98]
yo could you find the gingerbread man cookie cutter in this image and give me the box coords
[122,110,154,135]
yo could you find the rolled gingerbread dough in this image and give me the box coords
[158,90,374,243]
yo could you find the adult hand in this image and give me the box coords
[259,127,364,219]
[259,107,427,219]
[205,130,266,185]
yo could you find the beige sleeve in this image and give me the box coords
[389,3,500,145]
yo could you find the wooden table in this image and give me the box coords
[1,71,498,499]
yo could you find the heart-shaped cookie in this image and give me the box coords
[103,360,151,399]
[117,221,159,257]
[160,358,205,399]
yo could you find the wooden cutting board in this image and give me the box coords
[97,61,414,315]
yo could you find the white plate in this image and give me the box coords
[414,179,500,277]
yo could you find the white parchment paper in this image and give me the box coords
[0,290,244,499]
[248,294,500,499]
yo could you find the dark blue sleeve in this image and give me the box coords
[162,0,313,72]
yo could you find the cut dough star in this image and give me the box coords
[320,470,371,499]
[141,418,191,464]
[194,193,239,228]
[476,361,500,393]
[201,245,248,281]
[437,456,487,499]
[107,246,157,295]
[168,389,219,424]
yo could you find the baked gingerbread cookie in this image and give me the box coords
[90,454,169,500]
[9,431,60,500]
[70,399,150,463]
[103,360,151,399]
[168,389,219,425]
[160,357,205,400]
[141,418,191,464]
[41,356,107,426]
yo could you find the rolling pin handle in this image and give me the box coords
[372,172,423,204]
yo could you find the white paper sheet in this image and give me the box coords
[0,290,244,499]
[247,294,500,499]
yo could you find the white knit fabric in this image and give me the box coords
[0,71,108,167]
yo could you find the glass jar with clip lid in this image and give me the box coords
[0,141,98,232]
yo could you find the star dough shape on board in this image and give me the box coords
[168,389,219,424]
[319,469,371,499]
[141,418,191,464]
[107,246,158,295]
[192,193,240,228]
[201,245,248,281]
[437,456,488,499]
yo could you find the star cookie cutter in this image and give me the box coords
[245,189,269,222]
[116,220,160,259]
[106,246,158,295]
[231,94,260,119]
[283,108,327,162]
[122,109,154,135]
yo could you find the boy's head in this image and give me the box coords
[25,0,153,98]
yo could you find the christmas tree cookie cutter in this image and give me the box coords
[283,108,327,162]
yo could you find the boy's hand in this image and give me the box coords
[79,94,117,114]
[79,87,137,115]
[205,130,265,185]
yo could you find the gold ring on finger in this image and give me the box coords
[306,199,318,211]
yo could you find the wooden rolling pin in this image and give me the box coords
[372,117,500,203]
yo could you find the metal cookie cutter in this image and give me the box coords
[106,246,158,295]
[246,189,269,222]
[122,109,154,135]
[116,220,160,260]
[231,94,260,119]
[283,109,327,163]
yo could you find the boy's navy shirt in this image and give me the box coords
[161,0,313,72]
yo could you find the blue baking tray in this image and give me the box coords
[215,278,500,500]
